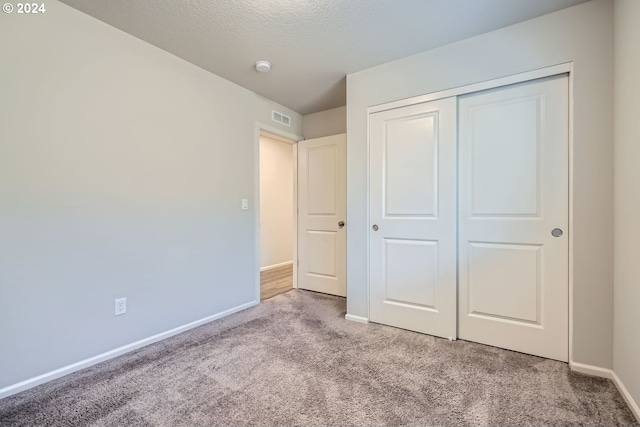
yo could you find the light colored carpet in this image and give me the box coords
[0,290,636,426]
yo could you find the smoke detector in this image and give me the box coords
[255,60,271,73]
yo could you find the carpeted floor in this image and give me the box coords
[0,290,637,426]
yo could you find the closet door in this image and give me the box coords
[458,75,569,361]
[369,97,457,339]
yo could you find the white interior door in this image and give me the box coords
[297,134,346,297]
[369,98,457,339]
[458,75,569,361]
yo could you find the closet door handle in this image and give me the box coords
[372,224,379,231]
[338,221,345,228]
[551,228,563,237]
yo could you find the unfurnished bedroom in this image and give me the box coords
[0,0,639,425]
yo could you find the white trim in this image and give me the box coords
[255,122,302,143]
[0,300,258,400]
[367,63,572,115]
[569,361,614,379]
[292,143,299,289]
[345,314,369,324]
[364,104,372,321]
[612,371,640,423]
[254,125,262,302]
[569,362,640,423]
[567,63,575,364]
[260,260,293,272]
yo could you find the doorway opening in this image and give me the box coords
[258,131,297,301]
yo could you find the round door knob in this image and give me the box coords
[372,224,379,231]
[551,228,563,237]
[338,221,345,228]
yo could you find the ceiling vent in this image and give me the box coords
[272,110,291,127]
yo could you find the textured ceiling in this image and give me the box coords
[59,0,589,115]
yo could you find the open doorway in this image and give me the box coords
[258,131,297,301]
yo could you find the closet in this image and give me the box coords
[368,74,569,361]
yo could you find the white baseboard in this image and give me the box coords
[260,261,293,272]
[612,371,640,423]
[0,300,259,400]
[345,314,369,324]
[570,361,640,423]
[569,361,614,379]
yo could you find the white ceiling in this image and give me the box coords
[60,0,590,115]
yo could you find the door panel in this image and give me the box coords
[385,115,439,216]
[470,96,541,216]
[384,239,438,308]
[298,134,346,297]
[307,146,337,215]
[307,231,336,276]
[467,242,541,323]
[458,75,569,361]
[369,97,457,339]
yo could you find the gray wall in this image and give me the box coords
[302,106,347,139]
[346,0,614,369]
[614,0,640,412]
[0,1,300,390]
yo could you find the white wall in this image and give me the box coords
[347,0,614,368]
[302,106,346,139]
[0,0,300,391]
[613,0,640,414]
[259,136,293,269]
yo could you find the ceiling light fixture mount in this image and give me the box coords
[255,60,271,73]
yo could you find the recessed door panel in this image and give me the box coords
[470,96,541,217]
[370,97,457,339]
[307,146,337,215]
[468,242,541,324]
[384,239,437,309]
[307,231,336,277]
[385,114,438,217]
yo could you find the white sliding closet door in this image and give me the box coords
[457,75,569,361]
[369,97,457,339]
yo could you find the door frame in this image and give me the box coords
[254,122,303,303]
[365,62,575,361]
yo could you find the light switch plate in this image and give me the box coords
[241,199,248,210]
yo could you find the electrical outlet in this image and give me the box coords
[115,298,127,316]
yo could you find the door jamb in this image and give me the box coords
[254,122,303,303]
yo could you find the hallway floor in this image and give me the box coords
[260,263,293,301]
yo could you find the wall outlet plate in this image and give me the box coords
[115,298,127,316]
